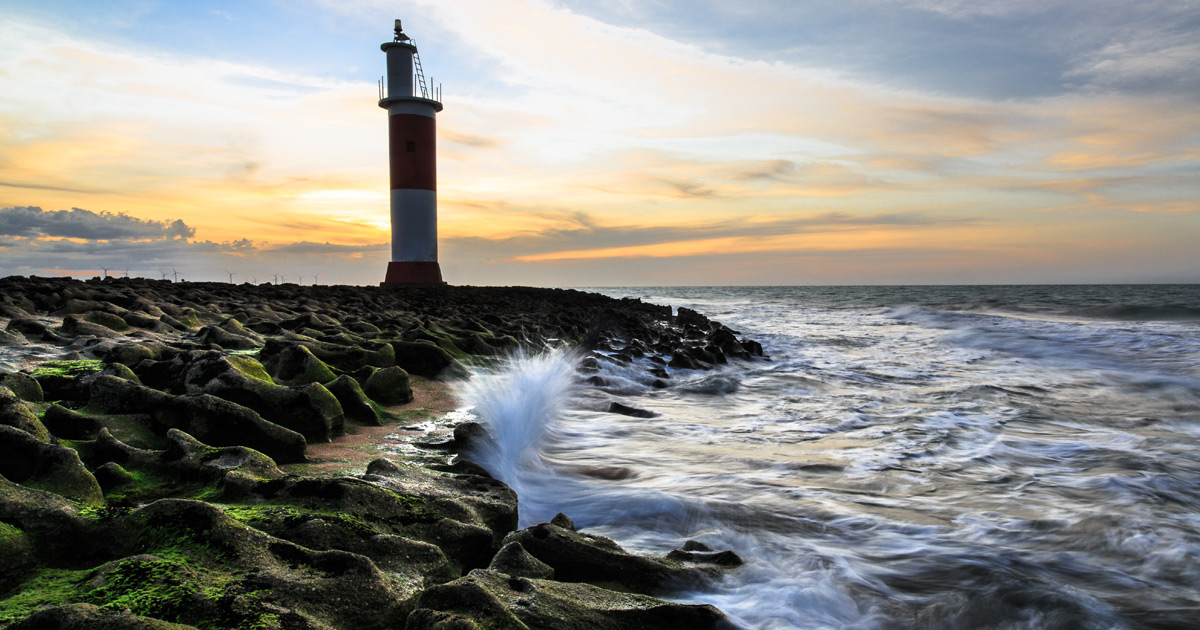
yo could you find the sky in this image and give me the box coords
[1,0,1198,286]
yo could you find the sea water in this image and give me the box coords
[460,285,1200,630]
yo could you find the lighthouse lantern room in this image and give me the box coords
[380,19,445,285]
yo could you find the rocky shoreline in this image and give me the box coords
[0,276,763,630]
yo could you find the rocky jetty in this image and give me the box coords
[0,276,760,629]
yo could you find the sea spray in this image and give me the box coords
[460,347,579,499]
[461,347,691,529]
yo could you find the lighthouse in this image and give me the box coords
[380,20,444,285]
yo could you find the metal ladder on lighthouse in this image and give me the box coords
[411,40,430,99]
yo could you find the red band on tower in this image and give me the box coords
[388,114,437,191]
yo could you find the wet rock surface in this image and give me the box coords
[0,276,760,629]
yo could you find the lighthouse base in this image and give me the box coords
[381,261,446,286]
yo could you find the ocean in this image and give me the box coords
[457,285,1200,630]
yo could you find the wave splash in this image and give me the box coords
[460,348,579,501]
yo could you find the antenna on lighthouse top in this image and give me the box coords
[394,19,409,42]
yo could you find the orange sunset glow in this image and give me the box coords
[2,0,1198,285]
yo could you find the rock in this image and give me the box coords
[6,318,48,336]
[364,366,413,405]
[391,340,467,379]
[80,309,131,332]
[42,404,103,440]
[406,569,731,630]
[0,425,104,504]
[86,374,172,414]
[0,386,50,441]
[260,343,337,385]
[550,513,576,531]
[677,307,714,331]
[323,374,381,425]
[499,521,734,595]
[60,314,122,338]
[665,548,744,567]
[7,603,200,629]
[92,461,136,493]
[100,362,142,383]
[161,394,308,465]
[487,541,555,579]
[123,310,169,329]
[606,402,658,418]
[104,341,169,367]
[668,349,709,370]
[0,373,43,402]
[194,324,259,350]
[183,354,344,443]
[452,422,489,450]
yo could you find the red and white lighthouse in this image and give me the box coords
[380,20,444,285]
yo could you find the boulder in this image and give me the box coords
[406,569,731,630]
[194,324,259,350]
[42,404,103,440]
[676,307,714,331]
[499,521,736,595]
[79,310,131,332]
[0,373,43,402]
[86,375,307,464]
[606,402,658,418]
[7,603,200,630]
[324,375,380,425]
[160,395,308,465]
[0,425,104,504]
[390,340,467,379]
[60,314,122,338]
[6,318,48,336]
[183,355,344,443]
[104,341,170,367]
[260,343,337,385]
[0,386,50,441]
[487,541,555,579]
[364,366,413,405]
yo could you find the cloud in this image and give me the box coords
[0,206,195,240]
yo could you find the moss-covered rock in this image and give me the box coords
[0,425,104,505]
[324,374,381,425]
[80,310,131,332]
[7,602,201,630]
[1,372,44,402]
[104,341,170,367]
[60,314,123,339]
[42,403,104,440]
[260,344,337,385]
[499,521,737,595]
[194,323,260,350]
[0,520,37,594]
[85,375,308,464]
[100,362,142,383]
[390,340,467,379]
[182,355,344,443]
[1,385,50,441]
[364,366,413,405]
[406,569,731,630]
[487,541,555,580]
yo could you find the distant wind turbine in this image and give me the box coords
[171,267,179,283]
